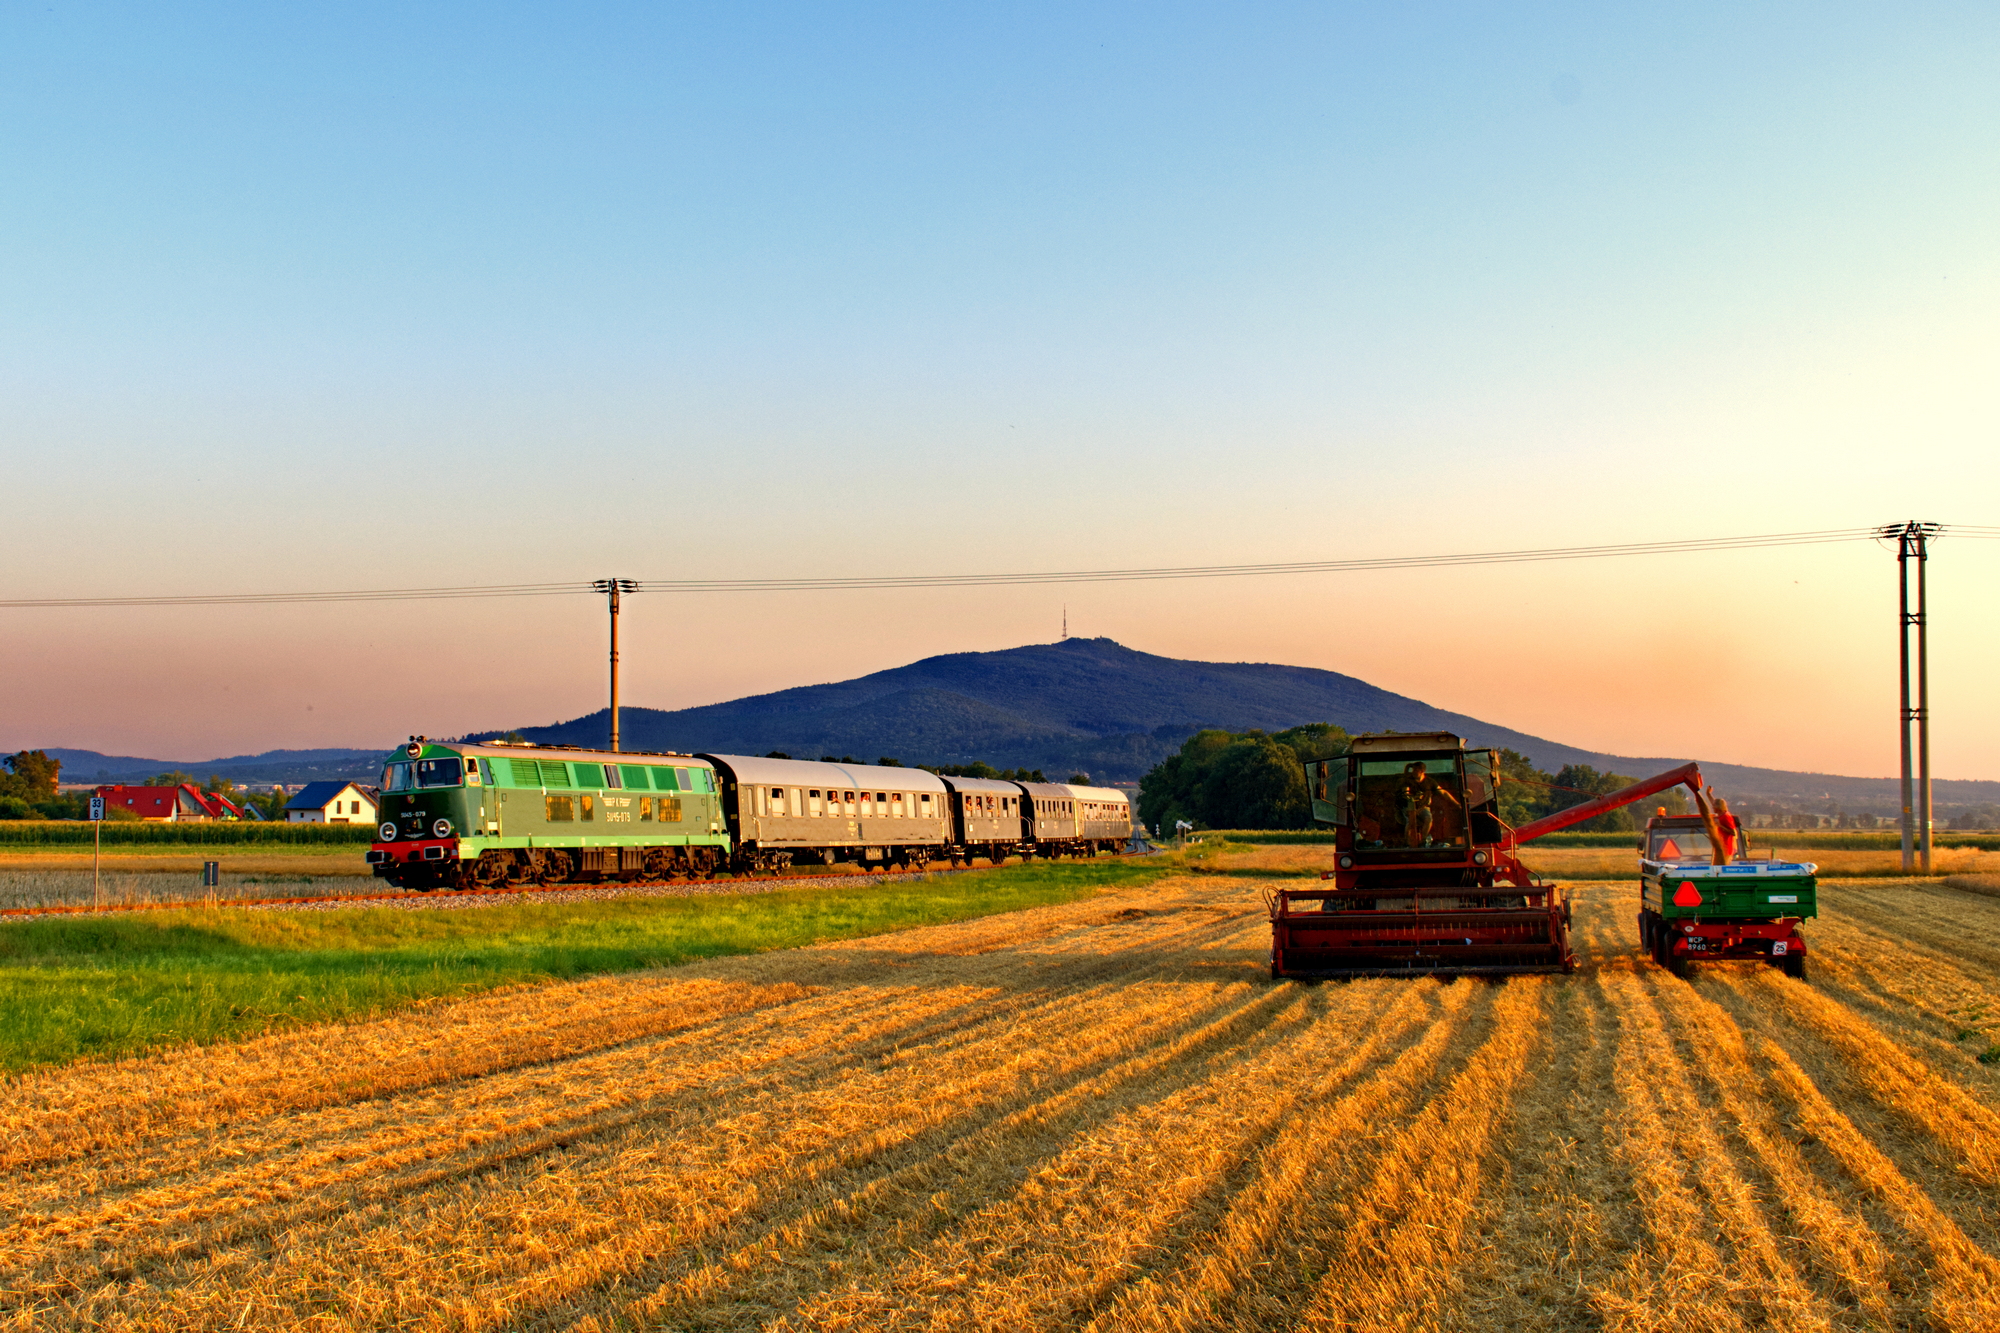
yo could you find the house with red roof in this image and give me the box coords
[94,783,245,822]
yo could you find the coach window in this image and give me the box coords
[891,792,904,816]
[859,792,873,816]
[920,793,932,815]
[755,787,767,816]
[845,790,857,811]
[771,787,787,816]
[808,789,822,817]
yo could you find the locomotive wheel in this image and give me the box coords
[539,850,573,885]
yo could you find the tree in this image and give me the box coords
[1198,735,1309,830]
[877,757,903,767]
[242,788,291,821]
[764,751,792,759]
[1546,765,1642,832]
[146,770,198,789]
[1,750,60,801]
[1495,749,1553,828]
[1138,727,1320,831]
[1068,773,1090,784]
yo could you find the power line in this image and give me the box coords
[0,582,592,609]
[0,523,1982,609]
[638,526,1883,591]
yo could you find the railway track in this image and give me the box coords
[0,860,993,920]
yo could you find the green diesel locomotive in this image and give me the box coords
[368,739,728,889]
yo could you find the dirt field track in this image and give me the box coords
[7,872,2000,1331]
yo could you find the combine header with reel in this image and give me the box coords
[1271,732,1704,979]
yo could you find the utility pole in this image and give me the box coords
[1882,523,1940,873]
[592,578,639,752]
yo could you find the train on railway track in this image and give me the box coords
[367,738,1132,890]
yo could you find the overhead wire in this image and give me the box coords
[0,523,1972,608]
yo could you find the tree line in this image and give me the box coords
[1136,727,1686,833]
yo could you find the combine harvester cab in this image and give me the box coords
[1637,816,1817,979]
[1272,733,1704,980]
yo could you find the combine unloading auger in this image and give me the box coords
[1270,733,1702,979]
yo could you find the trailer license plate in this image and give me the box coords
[1768,895,1798,903]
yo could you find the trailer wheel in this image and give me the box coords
[1639,913,1653,952]
[1783,954,1807,981]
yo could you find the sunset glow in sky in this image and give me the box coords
[3,3,1996,777]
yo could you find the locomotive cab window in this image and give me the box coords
[384,762,413,792]
[416,758,463,787]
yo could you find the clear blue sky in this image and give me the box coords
[4,3,1996,775]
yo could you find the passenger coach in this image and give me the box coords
[704,755,950,871]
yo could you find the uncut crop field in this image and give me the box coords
[6,871,2000,1330]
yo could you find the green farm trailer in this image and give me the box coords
[1637,815,1816,979]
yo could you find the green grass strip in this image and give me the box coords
[0,860,1164,1073]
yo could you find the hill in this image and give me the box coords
[28,747,387,787]
[482,638,1999,818]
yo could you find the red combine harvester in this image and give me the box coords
[1273,732,1704,979]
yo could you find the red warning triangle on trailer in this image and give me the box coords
[1672,881,1703,907]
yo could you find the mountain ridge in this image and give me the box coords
[483,638,1997,816]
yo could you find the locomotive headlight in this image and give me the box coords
[432,818,453,839]
[1338,854,1354,869]
[1472,851,1489,866]
[379,822,398,841]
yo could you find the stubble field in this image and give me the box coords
[6,863,2000,1331]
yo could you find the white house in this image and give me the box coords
[285,781,379,824]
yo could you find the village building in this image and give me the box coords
[285,781,379,824]
[94,783,245,822]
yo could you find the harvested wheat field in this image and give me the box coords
[7,870,2000,1331]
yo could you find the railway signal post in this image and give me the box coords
[89,795,104,910]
